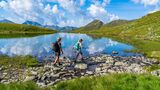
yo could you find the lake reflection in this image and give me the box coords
[0,33,140,60]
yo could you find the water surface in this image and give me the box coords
[0,33,141,60]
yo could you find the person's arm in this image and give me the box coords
[60,43,63,54]
[79,42,82,49]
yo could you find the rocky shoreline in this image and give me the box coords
[0,54,160,87]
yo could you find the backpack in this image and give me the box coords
[74,42,80,50]
[52,41,59,52]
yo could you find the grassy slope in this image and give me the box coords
[75,20,103,31]
[0,55,38,68]
[52,74,160,90]
[104,19,131,27]
[1,74,160,90]
[0,23,57,38]
[72,11,160,59]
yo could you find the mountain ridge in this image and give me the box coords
[0,19,15,24]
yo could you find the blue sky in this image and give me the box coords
[0,0,160,27]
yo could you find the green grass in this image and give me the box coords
[0,81,40,90]
[0,33,51,38]
[72,11,160,59]
[0,23,57,38]
[0,55,38,68]
[47,73,160,90]
[0,74,160,90]
[145,65,160,72]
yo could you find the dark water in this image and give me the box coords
[0,33,141,61]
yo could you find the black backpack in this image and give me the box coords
[52,41,59,52]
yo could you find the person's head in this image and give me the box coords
[79,38,83,43]
[57,37,62,42]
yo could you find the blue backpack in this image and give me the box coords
[74,42,80,50]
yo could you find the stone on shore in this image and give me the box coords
[75,63,87,70]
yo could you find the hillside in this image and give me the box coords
[74,20,103,32]
[0,19,14,23]
[44,25,77,31]
[0,23,56,38]
[72,11,160,59]
[104,19,131,27]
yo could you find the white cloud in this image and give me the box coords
[102,0,111,7]
[87,4,119,23]
[148,7,160,13]
[57,0,79,13]
[44,4,52,14]
[9,0,33,11]
[132,0,160,6]
[0,0,119,27]
[0,1,7,8]
[80,0,86,6]
[108,14,119,21]
[131,0,160,14]
[52,5,58,14]
[87,4,107,17]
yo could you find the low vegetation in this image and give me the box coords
[0,81,39,90]
[0,74,160,90]
[0,55,38,68]
[0,23,56,38]
[52,73,160,90]
[145,64,160,72]
[72,11,160,59]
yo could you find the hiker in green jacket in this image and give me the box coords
[73,39,83,62]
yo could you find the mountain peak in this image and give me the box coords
[86,19,103,27]
[0,19,14,23]
[73,19,103,31]
[84,19,103,30]
[23,20,42,26]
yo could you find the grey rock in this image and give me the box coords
[114,62,124,66]
[75,63,87,70]
[151,69,160,77]
[31,71,38,76]
[86,71,94,75]
[95,67,102,72]
[24,76,35,82]
[108,69,115,73]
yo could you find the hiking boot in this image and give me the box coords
[52,63,58,67]
[58,62,63,66]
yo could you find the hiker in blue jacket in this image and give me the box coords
[73,39,83,62]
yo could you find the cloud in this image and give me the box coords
[56,0,80,13]
[87,4,107,17]
[0,1,7,8]
[102,0,111,7]
[52,5,59,14]
[131,0,160,6]
[87,4,119,23]
[44,4,52,14]
[148,7,160,13]
[80,0,86,6]
[131,0,160,14]
[0,0,119,27]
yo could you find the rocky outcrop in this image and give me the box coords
[0,54,159,87]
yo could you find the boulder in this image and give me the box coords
[75,63,87,70]
[151,69,160,77]
[31,71,38,76]
[86,71,94,75]
[95,67,102,73]
[24,76,35,82]
[114,62,124,66]
[108,69,115,73]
